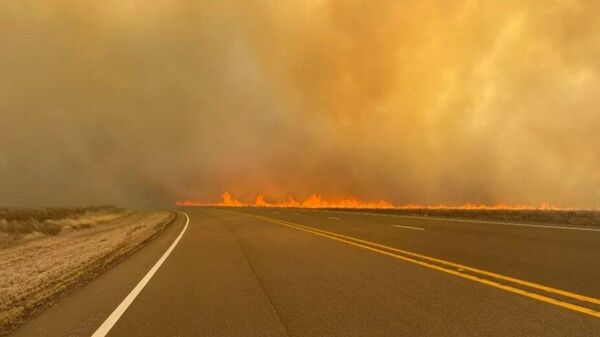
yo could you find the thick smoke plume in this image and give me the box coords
[1,1,599,208]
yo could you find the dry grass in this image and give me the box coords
[0,208,175,335]
[0,207,124,248]
[339,208,600,227]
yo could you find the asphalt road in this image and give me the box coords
[10,207,600,336]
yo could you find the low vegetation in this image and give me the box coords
[0,207,175,335]
[0,207,123,247]
[345,208,600,227]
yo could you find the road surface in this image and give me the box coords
[10,207,600,336]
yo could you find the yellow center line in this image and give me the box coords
[236,211,600,319]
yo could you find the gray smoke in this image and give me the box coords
[1,1,599,208]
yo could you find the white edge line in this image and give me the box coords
[319,210,600,232]
[393,225,425,231]
[91,210,190,337]
[387,214,600,232]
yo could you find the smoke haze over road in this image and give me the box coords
[1,1,599,208]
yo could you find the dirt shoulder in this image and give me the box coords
[0,208,176,336]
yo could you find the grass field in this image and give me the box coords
[336,208,600,227]
[0,207,125,248]
[0,207,175,335]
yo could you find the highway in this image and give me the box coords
[10,207,600,336]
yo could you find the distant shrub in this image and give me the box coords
[0,221,16,234]
[72,223,91,230]
[0,220,35,234]
[34,221,61,235]
[0,206,122,236]
[0,206,122,223]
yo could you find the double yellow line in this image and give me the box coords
[238,211,600,319]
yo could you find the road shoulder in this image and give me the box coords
[8,212,186,337]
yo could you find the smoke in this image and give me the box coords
[1,0,599,208]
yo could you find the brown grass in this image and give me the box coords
[0,207,124,248]
[0,208,175,335]
[336,208,600,227]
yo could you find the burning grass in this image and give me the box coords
[178,192,599,227]
[0,207,175,335]
[178,192,580,211]
[177,192,396,208]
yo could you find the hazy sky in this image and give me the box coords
[1,0,599,208]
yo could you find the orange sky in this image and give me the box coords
[1,1,599,208]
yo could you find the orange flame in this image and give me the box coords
[175,192,575,210]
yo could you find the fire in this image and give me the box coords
[175,192,574,210]
[298,194,393,209]
[176,192,244,207]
